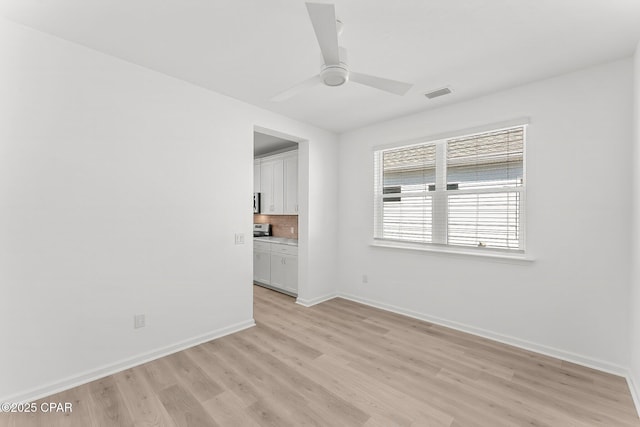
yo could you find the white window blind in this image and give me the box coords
[446,128,523,190]
[374,144,436,243]
[374,125,526,252]
[446,128,523,250]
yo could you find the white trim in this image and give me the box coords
[338,292,627,376]
[628,371,640,418]
[370,239,534,263]
[520,125,528,252]
[1,319,256,404]
[253,125,306,144]
[296,292,338,307]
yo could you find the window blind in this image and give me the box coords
[447,128,524,189]
[374,144,436,243]
[374,125,526,252]
[446,128,523,250]
[447,192,521,249]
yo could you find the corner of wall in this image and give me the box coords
[629,39,640,419]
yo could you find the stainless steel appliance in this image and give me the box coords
[253,192,261,213]
[253,223,271,237]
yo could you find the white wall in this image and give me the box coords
[0,18,338,401]
[338,59,633,371]
[630,41,640,411]
[303,135,340,303]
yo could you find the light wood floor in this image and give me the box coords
[2,285,639,426]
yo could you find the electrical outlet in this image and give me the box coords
[235,233,245,245]
[134,314,146,329]
[362,275,368,284]
[290,227,294,234]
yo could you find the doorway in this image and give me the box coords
[252,126,307,302]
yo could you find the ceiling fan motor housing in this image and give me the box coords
[321,46,349,87]
[321,64,349,86]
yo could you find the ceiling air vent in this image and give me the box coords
[424,87,452,99]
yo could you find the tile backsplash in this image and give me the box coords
[254,214,298,239]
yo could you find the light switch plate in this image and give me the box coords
[235,233,245,245]
[134,314,146,329]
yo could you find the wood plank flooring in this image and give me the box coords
[2,285,638,426]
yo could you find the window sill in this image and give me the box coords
[370,239,534,263]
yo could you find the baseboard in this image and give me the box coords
[338,292,628,377]
[628,371,640,418]
[296,292,338,307]
[2,318,255,404]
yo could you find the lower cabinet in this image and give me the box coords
[253,247,271,284]
[253,241,298,296]
[270,253,298,294]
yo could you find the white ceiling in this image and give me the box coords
[2,0,640,133]
[254,132,298,157]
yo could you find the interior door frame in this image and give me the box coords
[253,125,309,305]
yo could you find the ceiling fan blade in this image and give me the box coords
[350,72,413,96]
[270,75,322,102]
[305,3,340,65]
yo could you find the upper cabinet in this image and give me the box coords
[260,157,284,214]
[257,150,298,215]
[283,153,298,214]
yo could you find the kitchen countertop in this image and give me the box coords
[254,236,298,246]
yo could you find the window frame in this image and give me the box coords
[372,120,528,258]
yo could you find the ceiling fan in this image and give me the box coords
[271,2,413,102]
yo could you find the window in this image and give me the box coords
[374,125,525,253]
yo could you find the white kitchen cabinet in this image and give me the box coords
[259,158,284,214]
[282,254,298,293]
[253,159,261,193]
[270,253,287,289]
[253,242,271,284]
[283,152,298,214]
[256,150,297,215]
[269,243,298,294]
[253,240,298,296]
